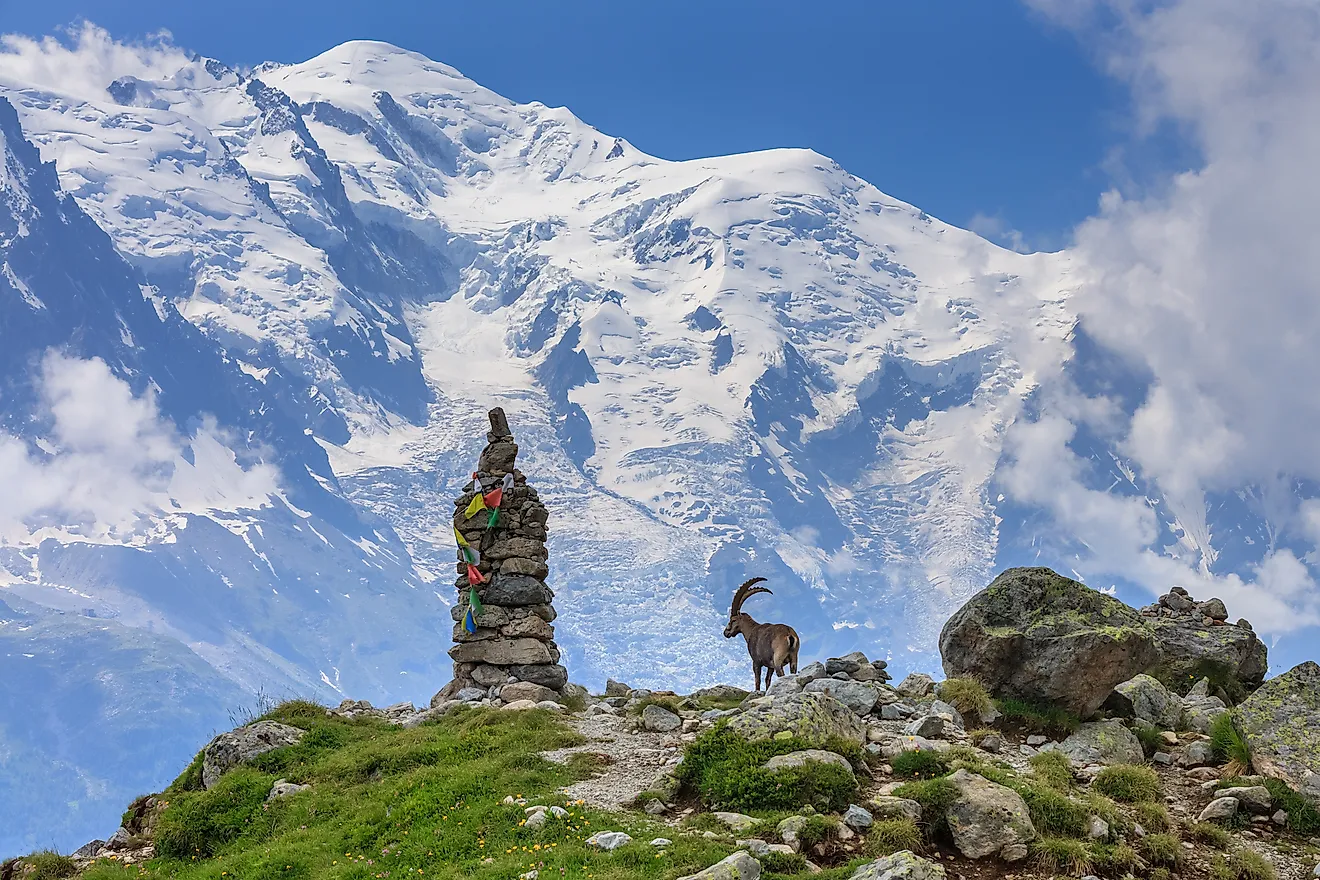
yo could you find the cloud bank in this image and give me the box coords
[1008,0,1320,633]
[0,352,278,544]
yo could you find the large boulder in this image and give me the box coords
[1103,674,1184,730]
[726,692,866,745]
[763,750,855,776]
[939,567,1159,717]
[803,678,881,715]
[1143,595,1267,698]
[677,851,762,880]
[1054,720,1145,766]
[848,851,947,879]
[943,769,1036,859]
[202,721,304,789]
[1237,661,1320,800]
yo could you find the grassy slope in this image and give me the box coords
[76,703,752,880]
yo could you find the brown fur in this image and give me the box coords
[723,577,801,691]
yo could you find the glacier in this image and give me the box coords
[0,34,1315,856]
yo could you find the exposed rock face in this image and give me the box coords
[202,721,304,789]
[726,692,867,745]
[439,409,567,702]
[939,567,1159,716]
[1103,674,1184,730]
[849,851,947,879]
[1055,721,1145,766]
[1140,586,1267,696]
[1237,660,1320,800]
[943,769,1036,859]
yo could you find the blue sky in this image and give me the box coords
[2,0,1140,250]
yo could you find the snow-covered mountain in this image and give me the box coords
[3,34,1312,856]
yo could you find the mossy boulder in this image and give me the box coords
[1237,660,1320,801]
[726,692,866,745]
[1144,615,1267,700]
[939,567,1158,716]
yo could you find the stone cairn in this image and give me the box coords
[434,408,567,706]
[1143,584,1243,629]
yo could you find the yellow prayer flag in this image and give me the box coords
[464,493,488,519]
[453,527,470,548]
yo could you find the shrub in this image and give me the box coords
[1189,822,1233,849]
[258,698,328,727]
[939,678,991,719]
[1132,800,1172,832]
[994,697,1081,735]
[866,818,922,856]
[676,725,859,812]
[1210,850,1277,880]
[1209,713,1254,776]
[891,749,948,779]
[1092,764,1160,803]
[1032,837,1093,876]
[1133,722,1165,758]
[759,851,807,874]
[15,852,78,880]
[1028,751,1074,791]
[795,816,839,850]
[166,750,206,794]
[893,777,959,839]
[1137,832,1184,869]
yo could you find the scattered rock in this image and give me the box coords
[712,811,759,832]
[1198,797,1239,822]
[764,749,855,776]
[1144,591,1267,693]
[202,721,305,789]
[585,831,632,850]
[1104,674,1184,730]
[803,678,881,715]
[500,681,558,704]
[848,850,947,879]
[1220,785,1273,813]
[777,815,808,851]
[605,679,633,697]
[267,779,309,800]
[1056,721,1145,766]
[867,797,923,822]
[939,567,1159,716]
[896,673,935,698]
[844,804,874,829]
[676,851,762,880]
[944,768,1037,859]
[641,705,682,733]
[501,699,539,711]
[651,838,673,847]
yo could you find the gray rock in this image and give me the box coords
[651,838,673,847]
[449,637,553,666]
[676,852,761,880]
[1221,785,1272,813]
[764,749,855,775]
[501,699,539,711]
[848,851,947,880]
[765,676,805,697]
[1056,721,1145,766]
[777,815,808,850]
[844,804,874,829]
[1145,609,1267,694]
[1086,816,1109,840]
[827,657,863,675]
[897,673,936,698]
[693,684,751,702]
[499,681,558,704]
[1104,674,1184,730]
[726,692,867,745]
[508,664,569,690]
[867,796,923,822]
[944,769,1036,859]
[585,830,632,850]
[605,678,632,697]
[737,838,771,857]
[1198,797,1239,822]
[1153,752,1173,765]
[929,700,965,729]
[1178,741,1215,768]
[881,702,915,721]
[712,811,759,832]
[534,700,564,712]
[976,732,1003,754]
[798,661,827,681]
[72,840,105,859]
[904,715,957,739]
[939,567,1159,716]
[803,678,881,715]
[1000,844,1029,862]
[1238,660,1320,797]
[642,704,683,733]
[202,721,305,789]
[267,779,309,800]
[482,573,554,607]
[456,687,488,702]
[1182,693,1229,733]
[1025,734,1047,747]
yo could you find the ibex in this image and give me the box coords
[724,577,800,692]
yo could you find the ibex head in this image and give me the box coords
[724,577,772,638]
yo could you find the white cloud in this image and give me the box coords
[0,23,188,102]
[1000,0,1320,634]
[968,212,1031,254]
[0,351,278,544]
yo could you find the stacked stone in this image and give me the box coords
[439,408,567,704]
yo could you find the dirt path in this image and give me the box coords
[541,712,685,810]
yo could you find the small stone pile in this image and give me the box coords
[1145,584,1237,627]
[1140,584,1268,694]
[434,408,567,705]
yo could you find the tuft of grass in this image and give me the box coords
[1091,764,1160,803]
[760,850,808,874]
[1210,850,1278,880]
[994,697,1081,736]
[1132,800,1172,833]
[1209,713,1254,776]
[1149,869,1174,880]
[1092,841,1139,875]
[890,749,949,779]
[893,777,959,840]
[939,677,992,719]
[1190,821,1233,849]
[80,706,752,880]
[557,690,588,713]
[629,694,684,716]
[1084,792,1127,837]
[11,851,78,880]
[1032,837,1093,876]
[1218,776,1320,835]
[866,819,923,856]
[1138,832,1184,870]
[1018,783,1088,838]
[1028,751,1074,791]
[676,724,859,813]
[795,816,839,850]
[1133,722,1165,758]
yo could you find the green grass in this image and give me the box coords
[7,851,79,879]
[1210,850,1277,880]
[1189,822,1233,849]
[760,850,809,874]
[795,816,839,850]
[1031,837,1093,876]
[891,778,958,840]
[676,724,860,813]
[628,694,684,716]
[889,750,948,780]
[865,819,922,857]
[1219,776,1320,835]
[1132,800,1172,833]
[1133,723,1165,758]
[1027,751,1074,791]
[1091,764,1160,803]
[1018,783,1088,838]
[72,702,744,880]
[1137,832,1184,870]
[1209,713,1254,776]
[938,678,991,720]
[1091,841,1138,875]
[993,697,1080,736]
